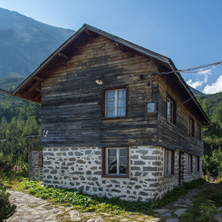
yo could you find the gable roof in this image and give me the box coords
[11,24,210,124]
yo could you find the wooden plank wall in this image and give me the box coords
[157,75,204,156]
[41,35,159,148]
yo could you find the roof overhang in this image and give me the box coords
[10,24,210,125]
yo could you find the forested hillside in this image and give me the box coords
[0,8,73,171]
[0,8,74,78]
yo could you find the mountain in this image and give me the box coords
[197,91,222,116]
[189,86,204,97]
[0,8,74,78]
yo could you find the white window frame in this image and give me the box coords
[105,88,126,118]
[164,149,174,176]
[105,147,127,175]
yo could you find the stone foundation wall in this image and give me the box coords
[43,146,202,201]
[183,153,202,183]
[155,150,202,199]
[43,146,166,201]
[28,151,43,181]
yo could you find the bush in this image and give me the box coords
[0,185,16,221]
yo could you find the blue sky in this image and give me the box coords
[1,0,222,94]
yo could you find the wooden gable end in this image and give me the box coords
[40,35,160,147]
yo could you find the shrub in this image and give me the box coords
[0,185,16,221]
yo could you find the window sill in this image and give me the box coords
[102,174,129,178]
[164,174,174,178]
[102,116,127,120]
[166,121,176,128]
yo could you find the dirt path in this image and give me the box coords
[6,191,160,222]
[6,191,98,222]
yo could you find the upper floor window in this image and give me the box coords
[190,117,195,137]
[105,88,126,118]
[167,96,176,125]
[102,147,129,177]
[197,124,201,141]
[164,149,174,176]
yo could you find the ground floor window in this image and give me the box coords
[188,154,193,172]
[195,156,200,172]
[164,149,174,176]
[102,147,129,177]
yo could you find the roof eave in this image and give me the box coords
[168,60,210,125]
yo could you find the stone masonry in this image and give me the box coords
[43,146,202,201]
[28,151,43,181]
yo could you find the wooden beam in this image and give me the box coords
[23,81,40,96]
[0,88,12,96]
[58,52,69,60]
[85,29,93,36]
[34,76,44,82]
[34,93,41,101]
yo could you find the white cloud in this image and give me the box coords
[203,75,222,94]
[198,68,213,83]
[187,79,203,89]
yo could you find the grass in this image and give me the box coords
[0,173,24,190]
[18,178,154,219]
[2,176,209,221]
[180,183,222,222]
[152,178,206,209]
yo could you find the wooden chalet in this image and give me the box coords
[12,24,209,201]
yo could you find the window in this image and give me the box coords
[147,102,157,114]
[197,124,201,141]
[104,88,127,118]
[102,147,129,177]
[190,118,195,137]
[188,154,193,173]
[195,156,200,172]
[164,149,174,175]
[167,96,176,125]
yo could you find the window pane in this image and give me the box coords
[108,157,117,165]
[107,101,115,109]
[118,89,126,99]
[119,157,127,166]
[106,109,115,118]
[106,91,115,100]
[108,165,117,174]
[119,165,127,174]
[167,100,170,121]
[119,148,127,156]
[117,107,126,117]
[108,149,116,156]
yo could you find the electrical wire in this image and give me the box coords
[150,60,222,75]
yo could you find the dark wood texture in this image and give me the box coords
[41,35,159,148]
[157,74,204,156]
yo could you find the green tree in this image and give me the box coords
[202,99,210,117]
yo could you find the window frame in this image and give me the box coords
[188,154,193,173]
[195,156,200,172]
[102,147,129,178]
[189,117,195,137]
[166,95,176,126]
[164,149,175,176]
[102,86,128,119]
